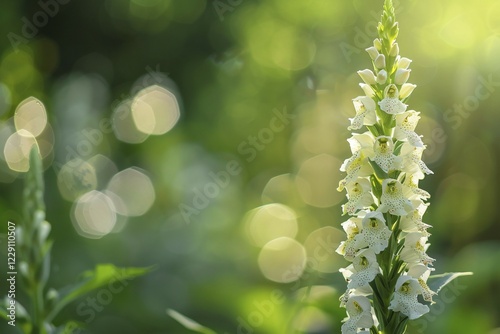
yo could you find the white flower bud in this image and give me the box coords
[20,261,29,280]
[399,83,417,99]
[365,47,379,60]
[390,43,399,57]
[357,69,377,85]
[374,54,386,69]
[376,70,388,85]
[359,83,375,97]
[374,38,382,51]
[398,57,412,69]
[38,220,51,244]
[394,69,411,85]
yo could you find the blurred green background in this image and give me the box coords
[1,0,500,333]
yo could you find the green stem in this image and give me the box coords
[31,282,45,334]
[23,148,49,334]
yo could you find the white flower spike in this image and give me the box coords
[335,1,467,332]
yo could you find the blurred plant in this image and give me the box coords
[336,1,471,334]
[0,111,152,333]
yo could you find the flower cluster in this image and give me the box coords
[337,1,436,333]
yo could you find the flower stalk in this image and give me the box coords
[337,1,437,333]
[19,147,52,334]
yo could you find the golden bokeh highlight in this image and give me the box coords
[71,190,117,239]
[106,167,155,217]
[1,97,53,174]
[112,99,149,144]
[14,97,47,137]
[35,123,55,161]
[261,173,302,206]
[258,237,307,283]
[4,130,38,172]
[132,85,180,135]
[244,203,299,247]
[304,226,345,273]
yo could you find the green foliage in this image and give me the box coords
[427,272,473,294]
[1,147,152,333]
[167,309,218,334]
[1,0,498,332]
[48,264,155,323]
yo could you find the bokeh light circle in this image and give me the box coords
[244,203,299,247]
[304,226,346,273]
[132,85,180,135]
[112,99,149,144]
[14,97,47,137]
[258,237,307,283]
[106,167,155,216]
[4,130,38,172]
[71,190,116,239]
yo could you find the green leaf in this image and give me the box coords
[427,272,473,293]
[54,321,86,334]
[0,304,7,321]
[366,124,381,137]
[369,160,389,180]
[370,175,382,199]
[167,309,217,334]
[47,264,154,322]
[393,139,404,157]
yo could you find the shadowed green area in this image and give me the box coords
[0,0,499,333]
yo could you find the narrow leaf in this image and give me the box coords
[48,264,154,321]
[427,272,473,293]
[370,175,382,199]
[55,321,86,334]
[369,160,389,180]
[167,309,217,334]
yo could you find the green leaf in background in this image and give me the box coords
[427,272,473,294]
[47,264,154,322]
[167,309,218,334]
[55,320,87,334]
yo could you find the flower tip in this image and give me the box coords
[390,43,399,57]
[400,83,417,99]
[365,46,379,60]
[374,54,386,69]
[357,69,377,85]
[376,70,387,85]
[395,69,411,85]
[398,57,413,69]
[359,83,375,97]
